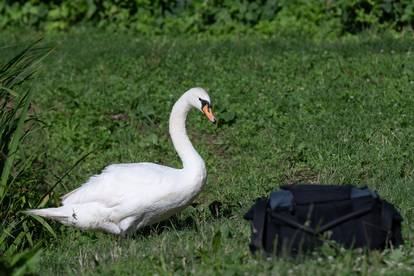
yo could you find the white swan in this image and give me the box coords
[25,87,216,235]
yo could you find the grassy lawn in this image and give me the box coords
[1,31,414,275]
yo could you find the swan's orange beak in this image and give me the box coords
[202,105,216,123]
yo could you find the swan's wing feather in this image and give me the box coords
[61,186,82,202]
[61,163,178,206]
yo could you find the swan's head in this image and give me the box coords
[186,87,216,123]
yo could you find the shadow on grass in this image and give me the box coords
[127,201,236,238]
[126,214,198,239]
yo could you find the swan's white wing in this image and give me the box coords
[61,163,180,207]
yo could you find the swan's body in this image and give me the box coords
[25,88,216,235]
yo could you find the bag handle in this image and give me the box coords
[270,203,375,235]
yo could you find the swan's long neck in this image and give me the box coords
[169,96,206,175]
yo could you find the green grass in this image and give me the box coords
[1,30,414,275]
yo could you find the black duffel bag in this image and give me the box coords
[244,184,403,256]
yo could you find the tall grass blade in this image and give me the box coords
[4,230,25,257]
[0,219,19,247]
[0,38,52,88]
[0,39,53,265]
[26,215,57,239]
[36,151,93,207]
[0,90,33,204]
[22,222,33,247]
[9,244,42,276]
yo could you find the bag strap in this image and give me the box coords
[271,212,317,235]
[317,203,374,233]
[381,201,394,233]
[270,203,375,235]
[248,198,268,252]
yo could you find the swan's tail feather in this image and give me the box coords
[23,207,71,223]
[23,203,112,232]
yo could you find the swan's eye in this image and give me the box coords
[199,98,211,109]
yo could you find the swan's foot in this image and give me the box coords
[119,216,140,237]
